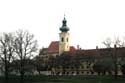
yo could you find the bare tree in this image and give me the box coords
[113,36,125,47]
[102,37,125,79]
[102,37,112,48]
[0,33,15,83]
[14,30,38,83]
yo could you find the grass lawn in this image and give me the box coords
[0,75,125,83]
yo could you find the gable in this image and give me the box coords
[48,41,59,53]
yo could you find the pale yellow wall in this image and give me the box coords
[59,32,70,55]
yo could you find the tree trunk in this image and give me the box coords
[20,55,24,83]
[20,62,24,83]
[20,70,24,83]
[114,45,117,79]
[4,53,8,83]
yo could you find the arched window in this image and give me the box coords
[61,37,64,42]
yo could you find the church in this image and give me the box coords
[39,16,76,57]
[39,16,125,76]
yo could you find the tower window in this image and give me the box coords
[61,37,64,42]
[67,38,68,42]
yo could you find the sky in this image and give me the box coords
[0,0,125,49]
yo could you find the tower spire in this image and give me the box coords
[60,15,69,32]
[64,13,65,18]
[64,14,66,20]
[62,15,67,27]
[59,15,70,55]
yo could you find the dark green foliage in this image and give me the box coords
[93,57,114,75]
[121,64,125,75]
[53,53,82,69]
[0,75,125,83]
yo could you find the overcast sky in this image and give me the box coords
[0,0,125,49]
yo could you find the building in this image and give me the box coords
[39,16,125,76]
[39,16,76,58]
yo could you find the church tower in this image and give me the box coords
[59,16,70,55]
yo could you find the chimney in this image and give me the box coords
[96,46,98,49]
[77,45,80,50]
[114,44,117,48]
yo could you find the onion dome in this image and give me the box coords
[60,17,69,32]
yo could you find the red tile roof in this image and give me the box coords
[41,42,125,57]
[75,47,125,57]
[48,41,59,54]
[75,49,97,56]
[47,41,76,54]
[83,49,98,56]
[69,46,76,55]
